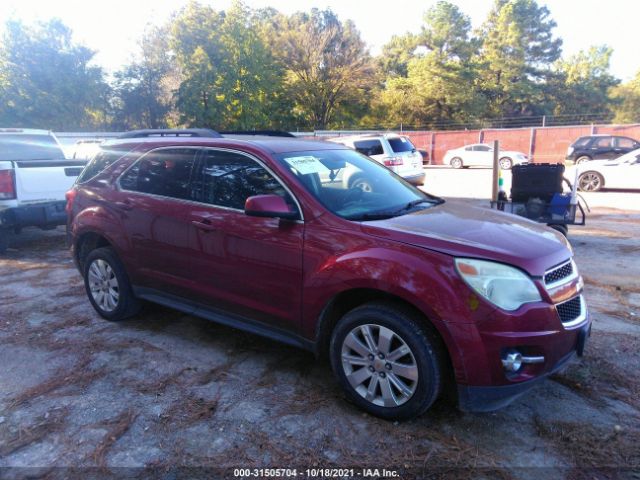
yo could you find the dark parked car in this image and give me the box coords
[566,135,640,164]
[67,134,590,419]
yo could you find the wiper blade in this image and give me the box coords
[345,212,398,221]
[401,198,443,211]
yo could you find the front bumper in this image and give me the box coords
[458,320,590,412]
[0,201,67,231]
[403,172,426,186]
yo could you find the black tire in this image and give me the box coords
[575,155,591,165]
[330,302,443,420]
[548,224,568,237]
[0,229,8,254]
[499,157,513,170]
[83,247,140,321]
[450,157,463,169]
[578,171,604,192]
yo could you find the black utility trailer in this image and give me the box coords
[491,163,587,237]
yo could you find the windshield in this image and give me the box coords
[388,137,415,153]
[611,148,640,164]
[276,149,442,221]
[0,134,65,161]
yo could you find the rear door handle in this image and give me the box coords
[191,220,216,232]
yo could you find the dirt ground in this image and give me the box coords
[1,191,639,479]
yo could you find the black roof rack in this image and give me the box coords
[118,129,222,139]
[220,130,296,138]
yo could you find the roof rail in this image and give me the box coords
[117,129,222,139]
[220,130,296,138]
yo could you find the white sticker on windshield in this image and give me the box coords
[284,156,331,175]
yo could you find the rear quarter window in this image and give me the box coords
[77,149,127,183]
[388,137,415,153]
[572,137,592,147]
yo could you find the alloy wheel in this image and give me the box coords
[341,323,418,407]
[579,172,602,192]
[88,259,120,312]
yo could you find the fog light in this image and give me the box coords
[502,351,523,372]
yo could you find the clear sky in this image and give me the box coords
[2,0,639,81]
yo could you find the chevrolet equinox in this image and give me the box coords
[67,134,590,419]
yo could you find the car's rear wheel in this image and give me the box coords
[578,171,604,192]
[499,157,513,170]
[575,155,591,165]
[450,157,463,169]
[330,302,443,420]
[84,247,140,321]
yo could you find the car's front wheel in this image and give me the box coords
[450,157,463,169]
[578,171,604,192]
[575,155,591,165]
[499,157,513,170]
[84,247,140,321]
[330,302,443,420]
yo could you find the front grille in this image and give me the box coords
[545,261,573,285]
[556,296,582,324]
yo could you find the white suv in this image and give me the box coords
[328,134,425,186]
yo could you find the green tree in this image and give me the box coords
[171,1,286,130]
[170,1,225,128]
[551,46,618,119]
[475,0,563,118]
[610,71,640,124]
[112,25,176,129]
[378,33,420,78]
[0,18,109,129]
[274,9,375,129]
[377,1,484,128]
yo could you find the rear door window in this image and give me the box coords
[388,137,415,153]
[353,140,384,156]
[191,149,290,210]
[119,148,198,200]
[594,137,612,148]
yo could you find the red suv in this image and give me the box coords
[67,132,590,419]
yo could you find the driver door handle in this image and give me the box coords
[191,219,216,232]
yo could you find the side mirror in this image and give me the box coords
[245,194,298,220]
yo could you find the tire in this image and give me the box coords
[499,157,513,170]
[575,155,591,165]
[577,171,604,192]
[0,229,8,254]
[548,224,568,237]
[83,247,140,321]
[450,157,463,169]
[330,302,443,420]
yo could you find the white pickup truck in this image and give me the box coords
[0,129,86,253]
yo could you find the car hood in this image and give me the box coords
[360,200,571,277]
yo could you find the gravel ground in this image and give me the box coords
[1,184,639,479]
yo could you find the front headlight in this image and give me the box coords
[455,258,542,311]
